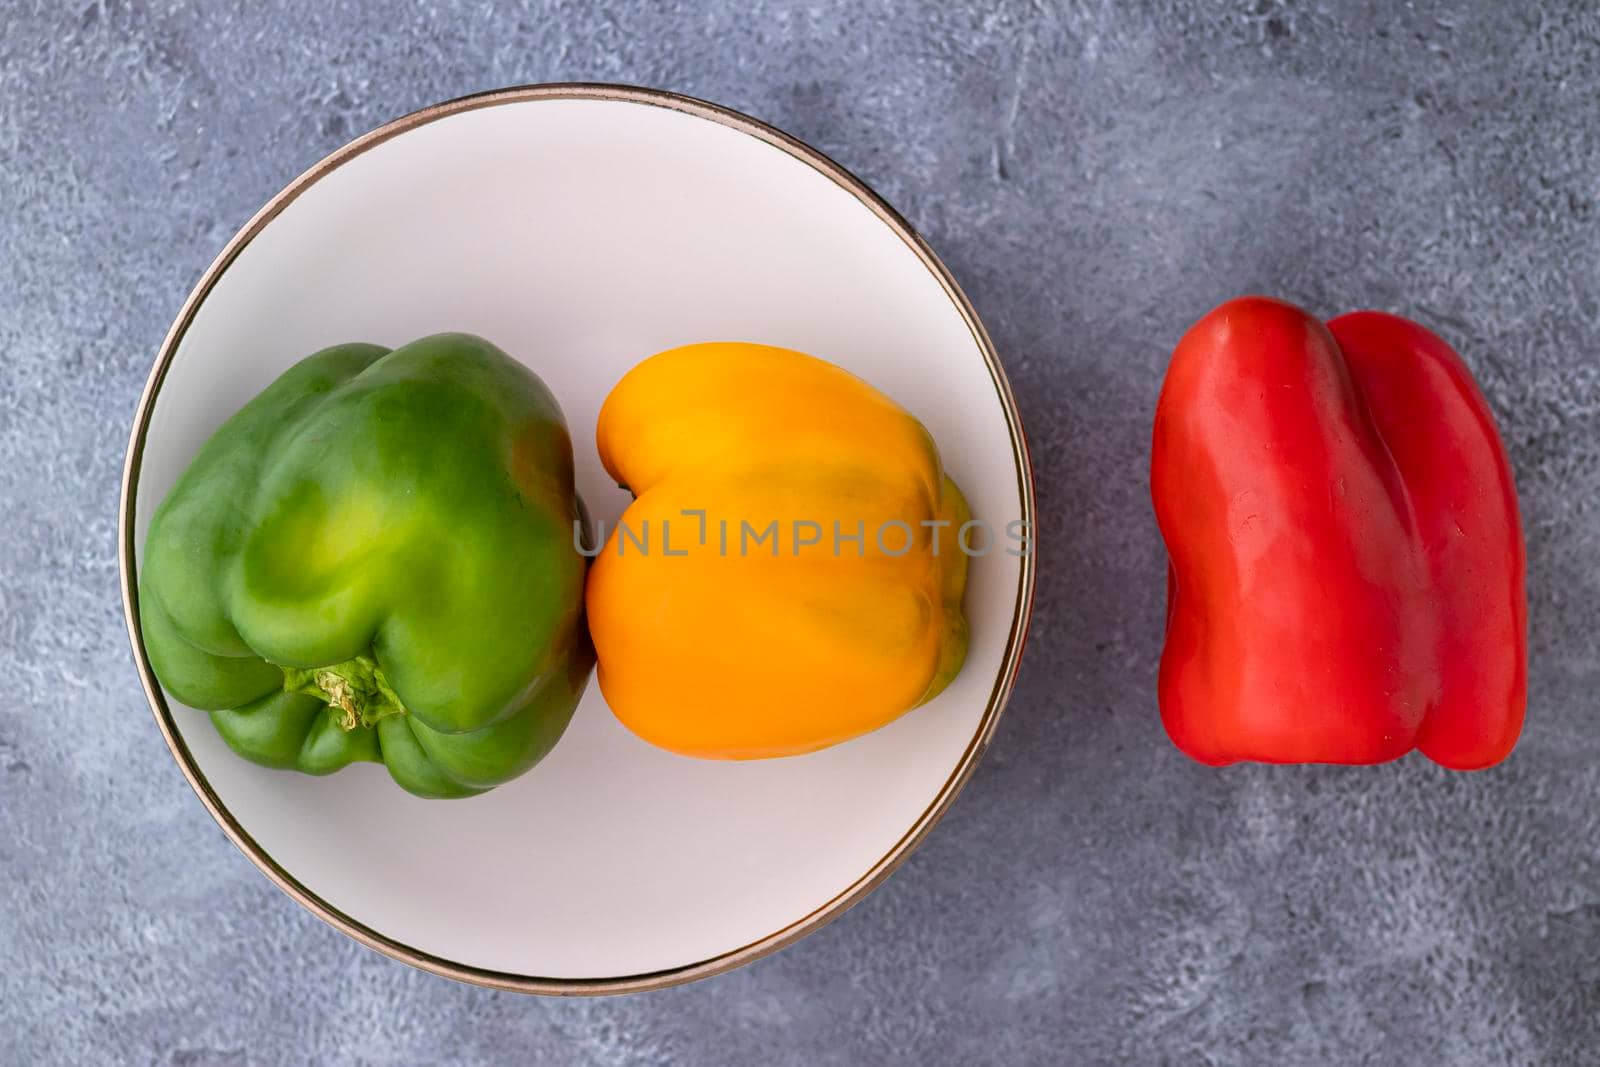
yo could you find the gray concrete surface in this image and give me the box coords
[4,1,1599,1063]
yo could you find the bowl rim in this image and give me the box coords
[118,81,1037,996]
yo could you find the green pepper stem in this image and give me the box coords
[283,653,407,731]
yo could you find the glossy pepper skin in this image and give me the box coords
[1151,297,1526,769]
[587,343,970,759]
[139,334,594,798]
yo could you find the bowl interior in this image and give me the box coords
[132,92,1028,982]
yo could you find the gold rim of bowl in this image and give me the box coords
[117,82,1038,996]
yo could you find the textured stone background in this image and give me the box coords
[3,1,1598,1063]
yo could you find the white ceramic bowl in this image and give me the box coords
[120,84,1035,993]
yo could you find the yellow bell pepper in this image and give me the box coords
[587,343,971,758]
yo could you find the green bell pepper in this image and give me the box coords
[138,333,594,798]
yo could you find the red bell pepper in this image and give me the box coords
[1151,296,1526,769]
